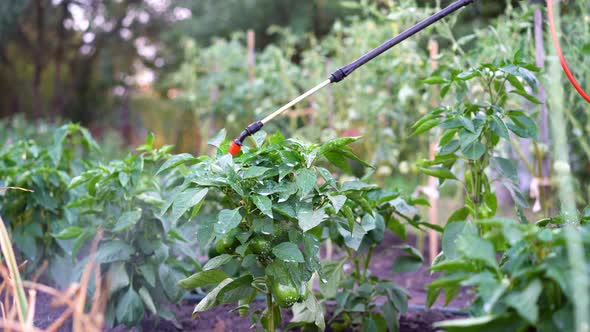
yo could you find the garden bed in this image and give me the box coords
[34,233,471,332]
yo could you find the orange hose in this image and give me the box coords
[547,0,590,104]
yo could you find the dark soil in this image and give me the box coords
[33,232,472,332]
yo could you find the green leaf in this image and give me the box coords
[272,242,305,263]
[242,166,270,179]
[491,157,517,182]
[169,188,208,225]
[510,89,542,104]
[410,118,440,137]
[439,140,460,156]
[52,226,84,240]
[318,136,361,156]
[138,286,157,315]
[447,207,470,223]
[295,168,317,196]
[159,265,185,302]
[252,195,273,219]
[418,166,457,180]
[505,279,542,324]
[457,234,497,269]
[297,205,328,232]
[138,264,156,287]
[193,278,233,314]
[490,115,510,140]
[325,151,351,172]
[290,294,325,330]
[462,142,486,160]
[442,221,476,260]
[49,126,68,166]
[203,254,233,271]
[251,130,267,148]
[208,129,227,148]
[507,114,538,139]
[426,287,442,309]
[500,64,538,89]
[95,241,134,264]
[422,76,448,85]
[392,255,423,273]
[156,153,199,175]
[317,167,337,188]
[328,195,347,213]
[178,270,229,289]
[108,262,130,295]
[113,209,142,233]
[216,275,256,304]
[116,287,144,326]
[214,208,242,234]
[459,116,475,133]
[382,299,400,332]
[319,259,346,299]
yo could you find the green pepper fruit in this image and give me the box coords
[208,246,219,258]
[249,236,272,255]
[271,281,299,308]
[215,234,239,254]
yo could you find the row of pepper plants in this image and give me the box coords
[0,120,428,330]
[2,4,590,332]
[2,52,590,331]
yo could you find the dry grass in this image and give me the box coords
[0,187,107,332]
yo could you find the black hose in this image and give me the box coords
[329,0,475,83]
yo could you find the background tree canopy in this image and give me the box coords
[0,0,518,131]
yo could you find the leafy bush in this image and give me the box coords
[63,134,195,327]
[157,129,421,330]
[430,213,590,332]
[319,187,428,331]
[415,54,541,220]
[0,123,99,268]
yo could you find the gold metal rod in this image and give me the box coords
[261,79,331,124]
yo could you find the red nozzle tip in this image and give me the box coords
[229,142,241,156]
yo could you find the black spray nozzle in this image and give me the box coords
[229,121,264,156]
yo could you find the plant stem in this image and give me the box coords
[362,246,375,280]
[346,247,362,282]
[266,290,275,332]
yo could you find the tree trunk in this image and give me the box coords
[52,0,70,118]
[32,0,45,119]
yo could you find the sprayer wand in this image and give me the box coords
[228,0,476,156]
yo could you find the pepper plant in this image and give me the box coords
[428,211,590,331]
[160,129,382,331]
[319,187,428,332]
[0,123,99,269]
[63,134,194,328]
[414,52,541,221]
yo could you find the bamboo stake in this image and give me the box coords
[247,30,255,82]
[427,39,440,263]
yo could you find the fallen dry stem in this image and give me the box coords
[0,211,107,332]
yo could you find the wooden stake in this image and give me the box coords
[427,39,440,263]
[247,30,255,82]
